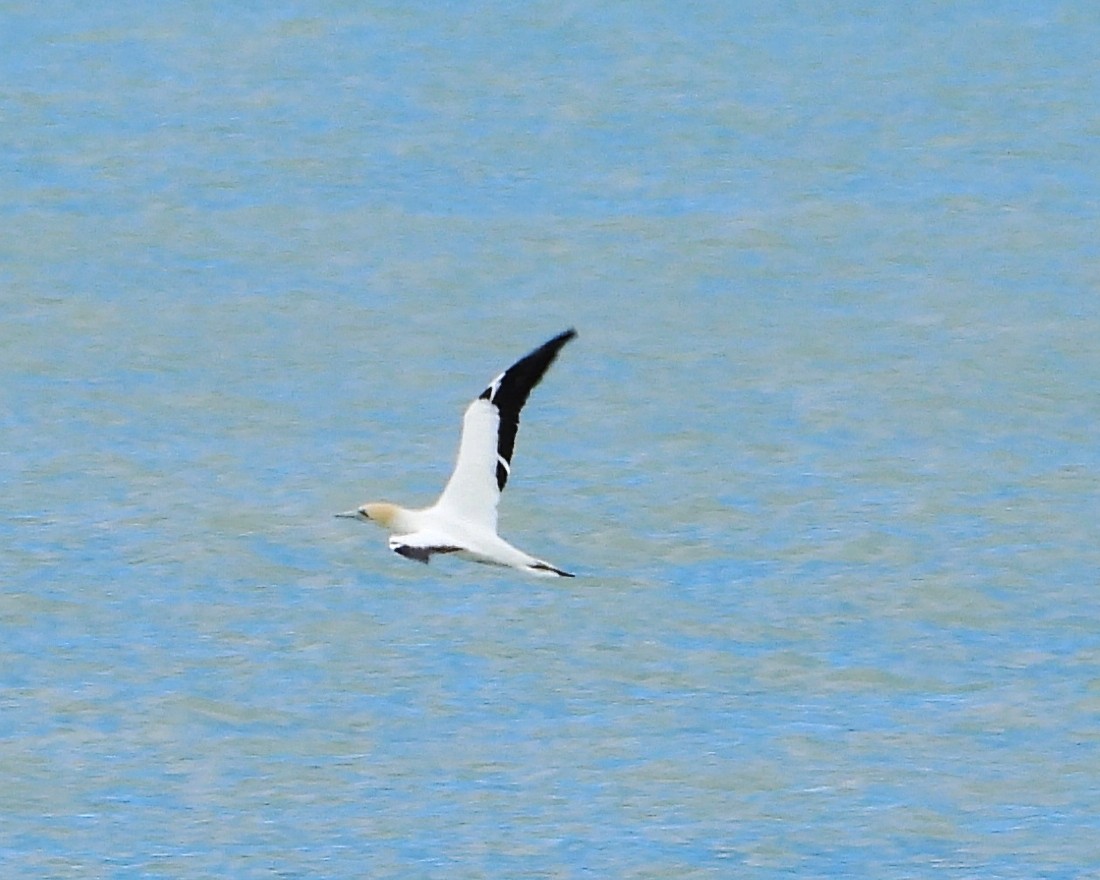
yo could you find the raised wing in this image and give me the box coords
[433,328,576,530]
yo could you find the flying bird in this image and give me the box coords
[338,329,577,577]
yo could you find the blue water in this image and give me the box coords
[4,3,1100,878]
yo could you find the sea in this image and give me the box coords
[3,3,1099,878]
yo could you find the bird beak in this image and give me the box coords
[335,509,366,520]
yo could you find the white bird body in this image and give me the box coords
[339,330,577,577]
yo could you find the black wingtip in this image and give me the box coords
[529,561,575,577]
[478,328,578,492]
[547,328,577,355]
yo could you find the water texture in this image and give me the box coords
[3,3,1099,878]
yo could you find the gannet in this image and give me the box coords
[338,329,577,577]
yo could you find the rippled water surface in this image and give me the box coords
[4,4,1100,878]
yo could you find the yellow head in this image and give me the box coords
[336,501,403,531]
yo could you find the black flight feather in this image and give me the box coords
[479,328,576,492]
[392,544,463,564]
